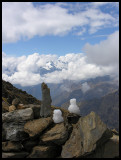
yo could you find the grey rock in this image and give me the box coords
[2,151,29,158]
[2,108,34,123]
[3,121,29,141]
[61,111,112,158]
[40,82,52,118]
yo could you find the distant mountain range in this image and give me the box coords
[14,75,119,131]
[15,75,118,107]
[3,76,119,131]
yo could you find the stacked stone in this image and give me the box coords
[40,82,52,118]
[2,83,119,158]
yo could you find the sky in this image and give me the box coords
[2,2,119,86]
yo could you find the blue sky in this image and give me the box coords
[2,2,119,86]
[2,2,119,57]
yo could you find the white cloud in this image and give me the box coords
[2,31,119,86]
[83,30,119,79]
[90,2,113,7]
[2,2,118,43]
[83,30,119,66]
[81,82,91,93]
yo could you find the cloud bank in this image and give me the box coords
[2,2,118,43]
[2,30,119,86]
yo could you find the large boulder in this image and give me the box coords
[61,111,112,158]
[24,117,53,137]
[27,145,61,158]
[2,141,23,152]
[2,108,34,123]
[40,82,52,118]
[40,122,71,145]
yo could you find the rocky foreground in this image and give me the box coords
[2,81,119,158]
[2,104,119,158]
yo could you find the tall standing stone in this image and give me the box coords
[40,82,52,118]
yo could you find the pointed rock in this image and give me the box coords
[61,111,112,158]
[40,82,52,118]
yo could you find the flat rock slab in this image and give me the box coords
[27,145,61,158]
[2,151,29,158]
[2,141,23,152]
[24,117,53,137]
[2,108,34,123]
[40,123,69,145]
[61,111,109,158]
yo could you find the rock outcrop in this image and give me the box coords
[40,82,52,118]
[61,111,113,158]
[2,106,119,158]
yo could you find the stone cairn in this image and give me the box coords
[40,82,52,118]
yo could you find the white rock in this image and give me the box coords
[68,98,80,115]
[53,109,64,123]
